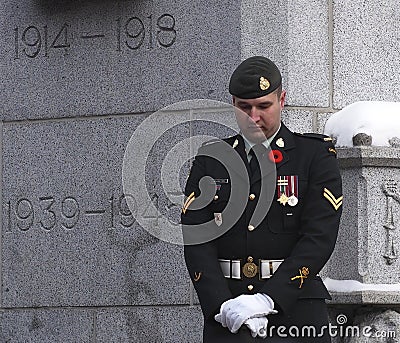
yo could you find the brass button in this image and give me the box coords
[248,224,255,232]
[248,284,254,291]
[213,195,219,200]
[249,194,256,201]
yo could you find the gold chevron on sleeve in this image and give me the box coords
[182,192,195,214]
[323,188,343,211]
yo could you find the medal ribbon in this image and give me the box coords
[277,176,288,198]
[277,176,298,198]
[289,175,298,197]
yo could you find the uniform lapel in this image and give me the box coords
[270,124,295,170]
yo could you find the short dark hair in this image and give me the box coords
[274,84,282,98]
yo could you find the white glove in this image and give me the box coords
[214,293,277,333]
[245,317,268,338]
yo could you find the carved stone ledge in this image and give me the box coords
[337,147,400,168]
[328,291,400,305]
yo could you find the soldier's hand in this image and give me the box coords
[245,316,268,338]
[214,293,277,333]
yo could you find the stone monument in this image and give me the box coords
[1,0,400,341]
[324,101,400,342]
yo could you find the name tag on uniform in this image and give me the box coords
[212,178,229,191]
[214,178,229,184]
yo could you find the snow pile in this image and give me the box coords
[324,101,400,147]
[324,277,400,293]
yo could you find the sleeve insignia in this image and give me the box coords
[328,147,337,155]
[194,272,202,282]
[323,188,343,210]
[182,192,195,214]
[291,267,309,288]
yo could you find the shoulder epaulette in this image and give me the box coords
[201,139,222,147]
[295,132,337,156]
[223,135,241,147]
[202,135,240,148]
[294,132,333,142]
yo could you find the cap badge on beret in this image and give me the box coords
[259,77,270,91]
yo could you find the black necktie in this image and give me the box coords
[249,144,265,178]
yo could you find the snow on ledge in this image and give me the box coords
[324,277,400,293]
[324,101,400,147]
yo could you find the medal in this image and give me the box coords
[288,195,298,207]
[277,175,299,207]
[277,193,289,206]
[288,176,298,206]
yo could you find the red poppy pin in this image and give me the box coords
[269,149,283,163]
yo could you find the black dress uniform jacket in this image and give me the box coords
[181,123,343,342]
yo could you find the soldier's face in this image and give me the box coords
[233,90,286,143]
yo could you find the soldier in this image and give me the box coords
[181,56,343,342]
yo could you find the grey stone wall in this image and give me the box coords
[1,0,400,341]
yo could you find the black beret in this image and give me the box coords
[229,56,282,99]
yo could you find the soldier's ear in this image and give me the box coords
[279,91,286,109]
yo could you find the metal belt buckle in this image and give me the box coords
[242,256,258,278]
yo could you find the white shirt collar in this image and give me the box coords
[242,123,281,155]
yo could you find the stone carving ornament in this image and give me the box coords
[382,180,400,265]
